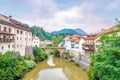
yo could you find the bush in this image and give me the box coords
[89,24,120,80]
[74,61,79,67]
[50,49,60,57]
[33,47,48,63]
[47,44,52,47]
[0,51,30,80]
[25,60,36,70]
[69,59,74,62]
[24,55,33,60]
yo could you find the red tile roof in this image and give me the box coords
[0,14,31,32]
[32,36,36,39]
[84,25,119,40]
[65,34,82,42]
[84,33,99,40]
[100,26,119,34]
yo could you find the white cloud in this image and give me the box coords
[18,0,113,33]
[106,0,119,11]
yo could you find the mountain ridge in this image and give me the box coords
[51,28,87,36]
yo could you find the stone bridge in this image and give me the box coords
[40,47,68,58]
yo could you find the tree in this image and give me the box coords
[52,35,64,47]
[0,51,36,80]
[33,47,47,63]
[52,36,57,47]
[50,49,60,57]
[89,23,120,80]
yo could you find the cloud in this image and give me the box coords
[106,0,119,11]
[17,0,113,33]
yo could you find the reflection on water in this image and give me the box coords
[47,55,56,66]
[38,68,68,80]
[21,57,88,80]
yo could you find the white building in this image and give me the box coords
[61,34,85,61]
[32,36,40,47]
[63,35,71,51]
[62,34,85,55]
[0,14,32,56]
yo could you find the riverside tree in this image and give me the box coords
[89,23,120,80]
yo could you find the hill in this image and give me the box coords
[51,28,86,36]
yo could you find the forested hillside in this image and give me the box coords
[23,24,52,40]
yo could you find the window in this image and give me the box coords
[25,38,27,41]
[2,46,4,50]
[29,33,31,36]
[0,25,1,30]
[17,44,19,48]
[4,27,6,32]
[9,28,11,32]
[12,45,14,48]
[71,44,74,48]
[8,45,10,48]
[20,45,22,48]
[20,37,22,40]
[20,31,22,34]
[17,30,19,34]
[17,37,19,40]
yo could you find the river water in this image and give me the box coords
[21,55,88,80]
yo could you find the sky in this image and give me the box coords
[0,0,120,33]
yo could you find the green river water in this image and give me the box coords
[21,57,88,80]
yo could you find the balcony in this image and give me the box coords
[0,38,14,43]
[82,42,94,46]
[82,43,95,51]
[82,46,95,51]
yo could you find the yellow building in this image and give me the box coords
[0,14,32,56]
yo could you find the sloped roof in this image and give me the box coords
[64,34,82,42]
[0,14,31,32]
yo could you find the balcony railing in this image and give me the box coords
[0,38,14,43]
[82,46,95,51]
[82,42,94,46]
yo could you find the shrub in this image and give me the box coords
[25,60,36,70]
[50,49,60,57]
[0,51,29,80]
[74,61,79,67]
[33,47,48,63]
[69,59,74,62]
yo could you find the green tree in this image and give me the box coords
[0,51,36,80]
[52,35,63,47]
[33,47,47,63]
[89,23,120,80]
[52,36,57,47]
[50,49,60,57]
[30,26,52,40]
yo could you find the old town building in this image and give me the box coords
[0,14,32,56]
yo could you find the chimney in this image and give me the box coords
[7,15,12,20]
[9,15,12,19]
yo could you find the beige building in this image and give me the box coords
[0,14,32,56]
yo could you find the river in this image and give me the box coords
[21,55,88,80]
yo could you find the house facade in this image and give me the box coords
[82,33,101,54]
[61,34,85,61]
[0,14,32,56]
[82,25,120,54]
[32,36,40,47]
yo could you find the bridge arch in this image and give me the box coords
[40,47,67,58]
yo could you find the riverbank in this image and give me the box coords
[21,57,88,80]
